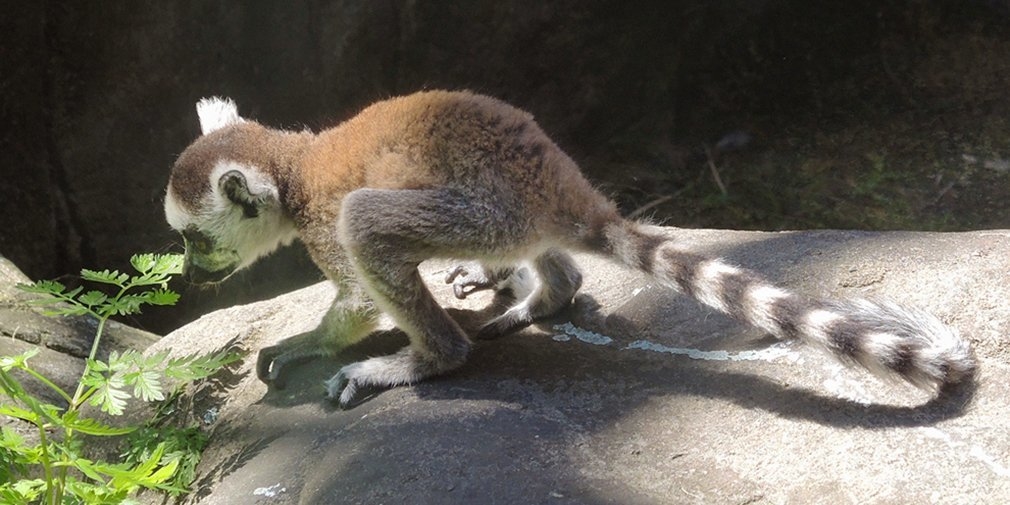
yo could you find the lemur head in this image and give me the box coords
[164,98,300,284]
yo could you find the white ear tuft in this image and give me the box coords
[196,97,244,135]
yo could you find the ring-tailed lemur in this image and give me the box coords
[164,90,975,407]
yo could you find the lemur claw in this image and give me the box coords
[324,362,386,408]
[256,345,285,388]
[445,264,495,300]
[256,344,320,390]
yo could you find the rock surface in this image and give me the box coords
[147,229,1009,504]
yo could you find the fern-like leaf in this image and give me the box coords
[88,373,130,416]
[78,290,109,308]
[165,351,240,382]
[124,369,164,403]
[81,268,130,286]
[0,349,38,371]
[60,411,136,436]
[130,254,156,275]
[145,289,181,307]
[0,405,38,425]
[0,367,28,399]
[0,426,27,449]
[15,280,66,296]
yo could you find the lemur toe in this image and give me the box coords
[256,345,322,390]
[476,312,533,340]
[324,363,385,408]
[445,264,496,300]
[256,345,285,388]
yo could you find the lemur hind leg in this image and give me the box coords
[473,249,583,339]
[330,188,520,407]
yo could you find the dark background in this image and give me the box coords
[3,1,1009,333]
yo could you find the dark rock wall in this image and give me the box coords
[1,1,1004,332]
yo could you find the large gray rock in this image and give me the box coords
[149,229,1009,504]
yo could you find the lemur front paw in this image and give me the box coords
[256,343,320,390]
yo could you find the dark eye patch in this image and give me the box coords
[182,228,215,254]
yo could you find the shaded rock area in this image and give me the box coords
[144,229,1009,504]
[4,1,1010,335]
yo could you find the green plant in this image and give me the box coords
[0,253,237,504]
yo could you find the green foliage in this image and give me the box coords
[1,253,238,504]
[120,425,209,497]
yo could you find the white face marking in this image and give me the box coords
[165,160,298,283]
[210,160,279,203]
[196,97,244,135]
[163,186,190,231]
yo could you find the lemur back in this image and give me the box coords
[165,90,975,407]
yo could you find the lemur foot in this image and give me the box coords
[445,262,519,300]
[446,263,495,299]
[256,342,324,390]
[476,307,534,339]
[324,348,460,408]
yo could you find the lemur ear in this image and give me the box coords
[196,97,244,135]
[219,170,270,218]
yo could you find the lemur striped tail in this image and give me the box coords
[595,220,975,392]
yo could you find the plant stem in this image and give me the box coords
[70,316,108,409]
[33,420,57,505]
[20,367,73,405]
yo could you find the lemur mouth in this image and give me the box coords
[183,263,236,285]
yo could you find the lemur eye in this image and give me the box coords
[182,229,215,254]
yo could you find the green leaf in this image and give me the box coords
[78,290,109,307]
[103,350,133,373]
[137,350,169,370]
[64,477,131,503]
[60,412,136,436]
[153,253,184,276]
[0,479,44,503]
[86,359,109,374]
[124,369,164,403]
[0,392,63,427]
[15,280,65,295]
[83,268,131,285]
[88,373,130,416]
[0,405,38,425]
[72,457,109,482]
[130,254,156,275]
[109,294,147,316]
[40,305,91,318]
[147,457,180,485]
[0,367,28,399]
[0,426,26,449]
[0,348,39,371]
[101,442,184,492]
[0,487,29,505]
[165,351,240,382]
[146,288,181,307]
